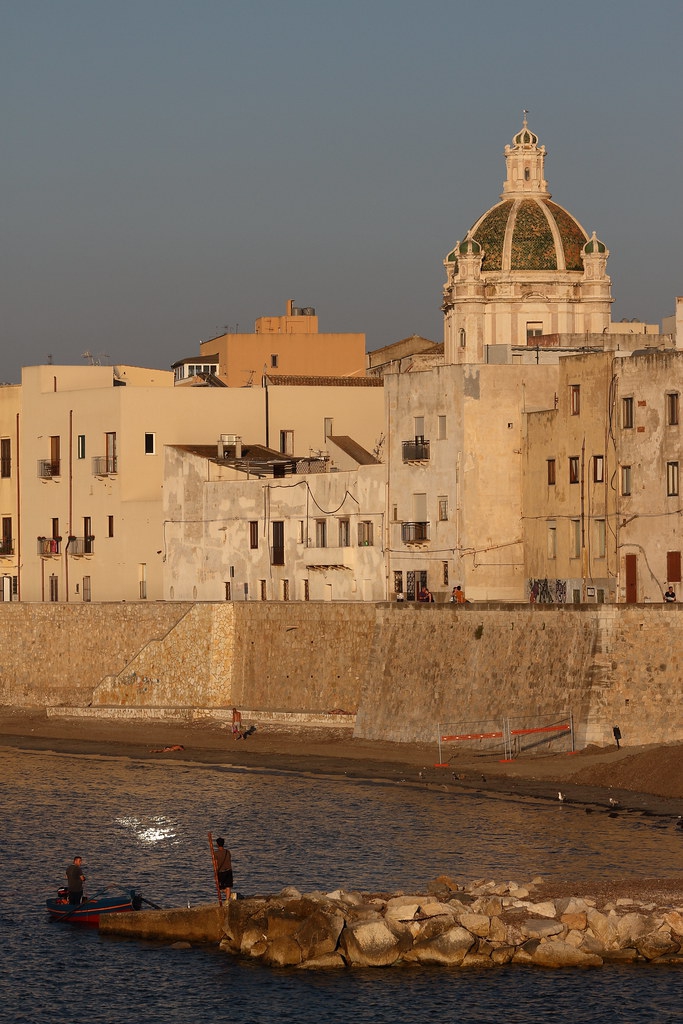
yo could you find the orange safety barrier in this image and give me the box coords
[441,731,503,742]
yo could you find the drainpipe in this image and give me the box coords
[66,410,73,601]
[263,374,270,449]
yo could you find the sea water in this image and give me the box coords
[0,748,681,1024]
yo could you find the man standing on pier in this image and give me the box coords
[214,837,233,901]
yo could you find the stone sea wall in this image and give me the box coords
[0,602,682,747]
[101,878,683,969]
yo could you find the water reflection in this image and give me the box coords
[1,748,681,1024]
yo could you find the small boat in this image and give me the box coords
[47,888,142,926]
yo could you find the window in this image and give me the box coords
[82,576,91,602]
[569,456,580,484]
[50,436,61,475]
[570,385,580,415]
[570,519,581,559]
[459,328,466,348]
[249,521,259,549]
[338,519,350,547]
[144,432,155,455]
[77,435,86,460]
[83,516,93,554]
[105,431,117,473]
[315,519,327,547]
[438,497,448,521]
[260,579,267,601]
[527,322,543,340]
[358,521,373,546]
[392,505,398,522]
[224,581,232,601]
[52,518,60,541]
[593,455,604,483]
[282,579,290,601]
[49,574,59,602]
[393,570,403,596]
[437,415,447,440]
[622,397,634,429]
[303,579,310,601]
[280,430,294,455]
[595,519,606,558]
[108,515,114,537]
[667,461,679,497]
[270,354,278,368]
[667,392,679,426]
[1,517,12,556]
[139,563,147,600]
[547,458,556,485]
[0,438,10,478]
[667,551,682,583]
[271,521,284,565]
[414,416,425,439]
[443,561,449,586]
[547,521,557,560]
[621,466,632,496]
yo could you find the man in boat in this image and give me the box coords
[214,837,233,901]
[65,855,86,905]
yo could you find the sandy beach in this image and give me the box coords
[1,707,681,817]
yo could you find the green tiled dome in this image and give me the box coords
[467,197,588,272]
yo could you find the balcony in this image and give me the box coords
[67,536,95,556]
[402,438,430,462]
[401,522,430,544]
[38,537,62,556]
[93,455,118,476]
[0,540,14,557]
[270,546,285,566]
[38,460,61,479]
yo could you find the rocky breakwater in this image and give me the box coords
[220,877,683,969]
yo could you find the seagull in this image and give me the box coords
[558,791,565,802]
[481,775,487,783]
[609,797,619,807]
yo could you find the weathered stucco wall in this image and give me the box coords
[0,603,680,748]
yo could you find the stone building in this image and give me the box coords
[524,349,683,604]
[162,443,386,602]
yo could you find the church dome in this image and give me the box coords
[470,197,588,272]
[450,116,590,274]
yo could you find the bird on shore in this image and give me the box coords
[558,791,565,802]
[609,797,619,807]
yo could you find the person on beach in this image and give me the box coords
[65,855,86,904]
[231,707,242,739]
[214,837,233,900]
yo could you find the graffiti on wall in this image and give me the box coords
[528,578,567,604]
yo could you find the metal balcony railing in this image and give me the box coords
[0,540,14,556]
[402,438,430,461]
[93,455,118,476]
[38,537,62,555]
[401,521,430,544]
[68,536,95,556]
[38,460,61,478]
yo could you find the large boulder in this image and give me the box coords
[458,912,490,937]
[586,908,620,950]
[406,924,475,966]
[521,919,565,939]
[635,931,680,961]
[340,919,401,967]
[531,940,602,968]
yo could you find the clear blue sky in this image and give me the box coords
[2,0,682,382]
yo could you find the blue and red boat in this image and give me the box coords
[47,888,143,926]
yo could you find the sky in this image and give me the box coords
[2,0,682,383]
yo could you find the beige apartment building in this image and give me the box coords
[173,301,367,387]
[7,364,384,602]
[524,348,683,603]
